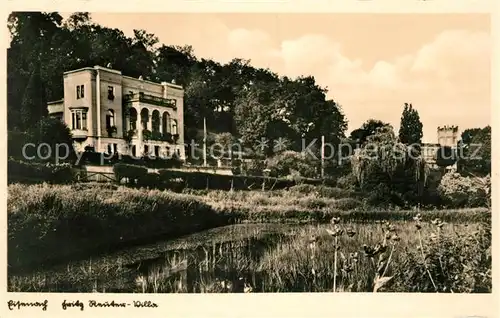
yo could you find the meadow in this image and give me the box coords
[7,182,491,293]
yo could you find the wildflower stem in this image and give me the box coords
[418,230,438,291]
[333,236,337,292]
[381,244,395,278]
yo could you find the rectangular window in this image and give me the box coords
[108,86,114,100]
[113,144,118,154]
[144,145,149,156]
[82,112,87,130]
[76,112,81,129]
[154,146,160,157]
[76,85,85,99]
[71,110,88,130]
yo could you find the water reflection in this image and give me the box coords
[131,234,283,293]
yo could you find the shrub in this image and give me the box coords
[336,173,358,190]
[289,184,317,194]
[240,159,265,176]
[289,184,352,199]
[332,198,362,210]
[394,220,491,292]
[8,131,31,159]
[137,172,160,188]
[438,172,490,208]
[317,186,351,199]
[113,163,147,184]
[266,151,318,179]
[298,197,327,210]
[8,158,74,184]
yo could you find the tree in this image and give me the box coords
[234,84,278,155]
[458,126,491,175]
[350,119,390,145]
[435,146,457,168]
[351,124,429,207]
[23,117,75,162]
[398,103,423,145]
[7,12,64,130]
[461,128,482,145]
[20,61,48,130]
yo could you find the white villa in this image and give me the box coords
[47,64,185,159]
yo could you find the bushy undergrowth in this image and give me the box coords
[438,172,490,208]
[196,188,489,224]
[394,220,491,292]
[256,217,491,293]
[8,158,74,184]
[7,183,227,271]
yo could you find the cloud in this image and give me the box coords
[89,13,490,142]
[231,27,491,142]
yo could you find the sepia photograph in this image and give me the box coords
[6,11,492,295]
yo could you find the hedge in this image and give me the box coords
[78,151,182,169]
[8,158,74,184]
[110,162,338,191]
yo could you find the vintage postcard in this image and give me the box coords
[2,1,498,317]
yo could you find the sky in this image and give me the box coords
[77,13,490,143]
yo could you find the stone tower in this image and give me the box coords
[437,125,459,148]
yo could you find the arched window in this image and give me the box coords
[140,108,149,130]
[129,108,138,130]
[171,119,178,135]
[162,112,170,134]
[152,110,160,133]
[106,109,115,129]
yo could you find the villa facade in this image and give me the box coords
[47,65,185,159]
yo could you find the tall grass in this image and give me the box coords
[8,183,490,272]
[8,219,491,293]
[8,183,228,271]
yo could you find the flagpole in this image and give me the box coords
[203,117,207,167]
[321,135,325,179]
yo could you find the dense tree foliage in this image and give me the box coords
[351,124,428,207]
[457,126,491,175]
[436,145,457,168]
[7,12,348,160]
[349,119,390,146]
[398,103,423,145]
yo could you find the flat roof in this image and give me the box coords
[47,99,64,105]
[122,74,183,90]
[63,65,183,90]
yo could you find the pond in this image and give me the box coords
[8,221,486,293]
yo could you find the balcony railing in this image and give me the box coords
[123,92,177,109]
[71,129,88,140]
